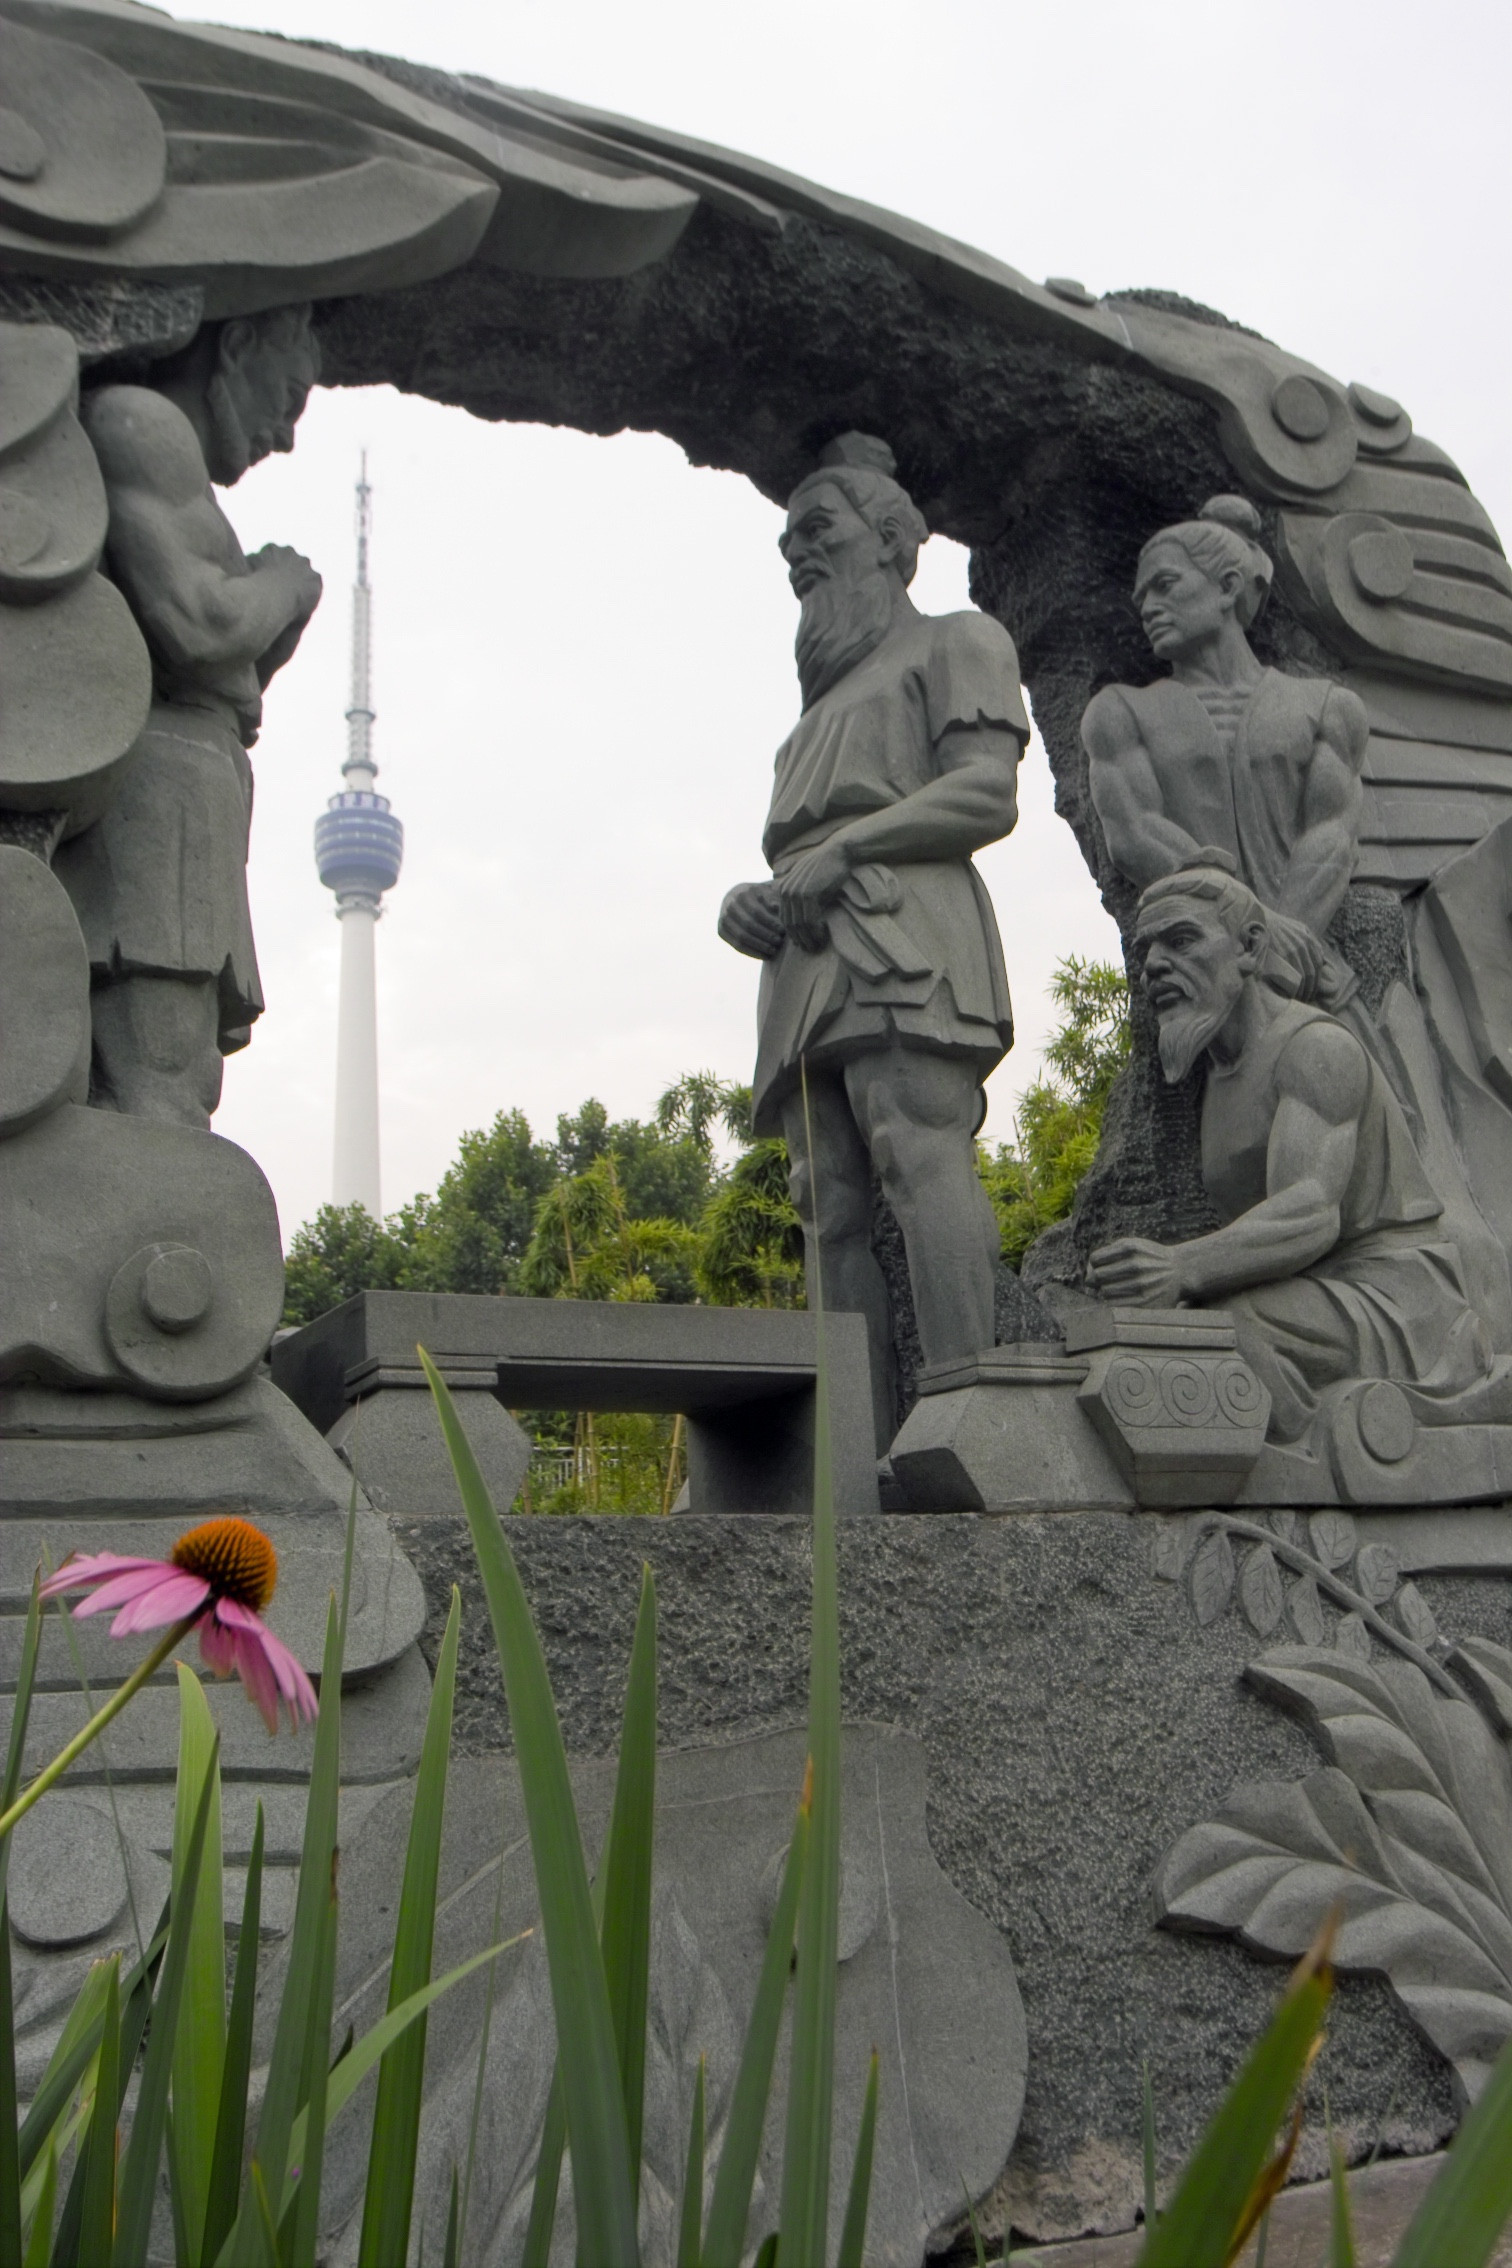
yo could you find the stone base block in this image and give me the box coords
[329,1362,530,1519]
[890,1346,1134,1512]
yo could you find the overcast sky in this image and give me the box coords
[185,0,1511,1241]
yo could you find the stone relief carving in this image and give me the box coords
[1151,1509,1512,2102]
[1087,861,1512,1481]
[718,432,1029,1447]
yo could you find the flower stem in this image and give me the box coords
[0,1612,203,1843]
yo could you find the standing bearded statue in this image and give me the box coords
[55,308,324,1128]
[719,434,1029,1446]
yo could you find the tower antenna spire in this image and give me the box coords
[315,452,404,1215]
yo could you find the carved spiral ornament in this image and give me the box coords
[1104,1357,1162,1427]
[1160,1360,1218,1428]
[1215,1359,1268,1428]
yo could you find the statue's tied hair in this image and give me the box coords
[1137,494,1273,628]
[787,430,929,586]
[1136,851,1306,996]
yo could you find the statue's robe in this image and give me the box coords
[752,610,1027,1132]
[1203,1000,1492,1442]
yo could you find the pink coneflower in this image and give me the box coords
[41,1516,317,1735]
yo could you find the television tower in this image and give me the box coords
[314,454,403,1215]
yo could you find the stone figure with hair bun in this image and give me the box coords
[719,433,1029,1446]
[1083,495,1369,1007]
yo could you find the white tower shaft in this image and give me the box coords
[332,899,382,1213]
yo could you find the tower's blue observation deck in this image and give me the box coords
[314,789,404,902]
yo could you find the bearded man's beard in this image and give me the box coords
[795,567,894,708]
[206,372,253,483]
[1155,995,1230,1084]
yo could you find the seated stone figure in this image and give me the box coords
[1088,858,1497,1445]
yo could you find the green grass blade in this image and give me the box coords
[285,1857,338,2268]
[282,1939,524,2189]
[0,1580,42,1900]
[1142,2058,1157,2229]
[71,1959,119,2268]
[114,1734,220,2267]
[779,1100,843,2268]
[357,1588,462,2268]
[419,1347,637,2266]
[16,1964,112,2182]
[1136,1960,1331,2268]
[600,1565,657,2204]
[249,1595,344,2233]
[702,1791,808,2268]
[752,2236,778,2268]
[0,1907,21,2268]
[459,1793,509,2259]
[836,2050,878,2268]
[675,2056,704,2268]
[960,2177,987,2268]
[247,2164,281,2268]
[169,1666,226,2264]
[1392,2023,1512,2267]
[1329,2121,1355,2267]
[521,2073,566,2268]
[21,2143,54,2268]
[204,1806,265,2268]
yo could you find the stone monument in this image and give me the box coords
[718,433,1028,1446]
[8,0,1512,2255]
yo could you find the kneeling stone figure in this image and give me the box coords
[1089,856,1502,1445]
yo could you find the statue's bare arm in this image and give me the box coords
[83,386,321,680]
[769,722,1022,939]
[1088,1020,1367,1305]
[1083,694,1206,886]
[1274,694,1368,937]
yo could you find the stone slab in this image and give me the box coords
[274,1292,881,1517]
[1012,2150,1512,2266]
[312,1735,1022,2266]
[388,1508,1512,2245]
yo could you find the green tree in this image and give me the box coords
[519,1151,700,1305]
[282,1202,410,1328]
[400,1108,559,1295]
[695,1136,804,1308]
[981,954,1130,1268]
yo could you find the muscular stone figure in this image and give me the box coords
[1088,859,1496,1444]
[719,433,1028,1443]
[56,308,323,1127]
[1083,494,1368,1006]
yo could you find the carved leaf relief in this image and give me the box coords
[1335,1612,1371,1661]
[1151,1521,1189,1583]
[1155,1647,1512,2097]
[1239,1544,1284,1639]
[1189,1526,1236,1627]
[1354,1543,1401,1607]
[1288,1575,1328,1648]
[1308,1511,1358,1572]
[1394,1581,1439,1649]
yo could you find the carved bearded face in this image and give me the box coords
[781,479,895,708]
[206,315,319,484]
[1136,893,1258,1083]
[1134,539,1241,662]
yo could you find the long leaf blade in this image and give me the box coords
[835,2050,879,2268]
[285,1853,338,2268]
[20,2142,54,2268]
[1393,2022,1512,2267]
[1136,1957,1332,2268]
[204,1806,265,2268]
[358,1589,462,2268]
[73,1959,120,2268]
[702,1789,808,2268]
[778,1124,843,2268]
[169,1666,226,2265]
[114,1733,220,2266]
[599,1565,658,2202]
[420,1348,637,2266]
[249,1595,344,2234]
[676,2056,705,2268]
[521,2074,566,2268]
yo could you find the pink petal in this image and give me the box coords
[109,1572,211,1636]
[213,1598,262,1632]
[39,1552,164,1599]
[216,1604,317,1729]
[49,1562,177,1615]
[234,1629,281,1736]
[198,1615,237,1679]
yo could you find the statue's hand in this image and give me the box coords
[247,543,323,623]
[774,835,852,949]
[1087,1235,1186,1307]
[718,881,784,959]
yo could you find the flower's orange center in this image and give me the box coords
[170,1517,278,1612]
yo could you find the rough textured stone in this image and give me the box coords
[393,1509,1499,2242]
